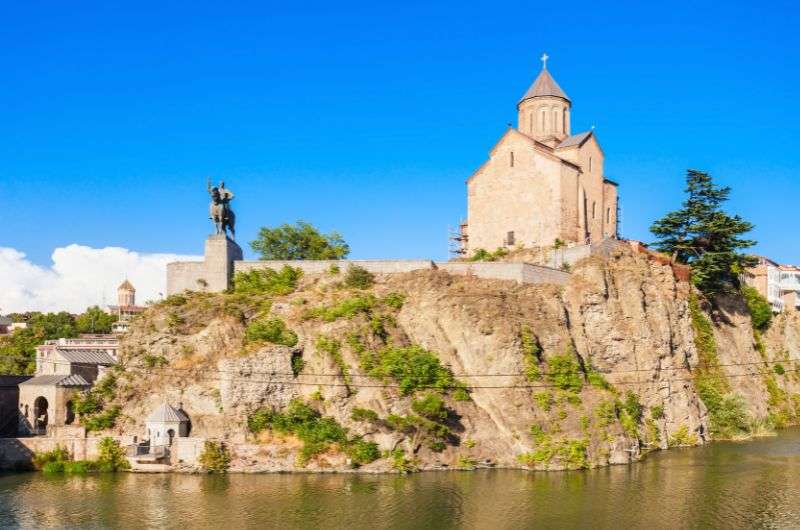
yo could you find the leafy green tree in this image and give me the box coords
[75,306,117,334]
[650,170,757,294]
[251,221,350,260]
[0,312,78,374]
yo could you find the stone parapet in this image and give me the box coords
[435,262,570,286]
[234,259,434,276]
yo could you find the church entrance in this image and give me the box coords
[33,397,48,435]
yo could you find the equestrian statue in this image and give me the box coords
[207,179,236,239]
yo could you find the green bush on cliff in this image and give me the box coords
[302,295,375,322]
[344,265,375,289]
[233,266,302,296]
[199,441,231,473]
[411,393,448,421]
[96,437,130,472]
[245,317,298,347]
[469,248,509,262]
[741,285,772,332]
[546,352,583,393]
[520,326,542,381]
[248,399,380,467]
[360,345,467,397]
[316,336,351,390]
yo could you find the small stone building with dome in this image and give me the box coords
[145,402,190,447]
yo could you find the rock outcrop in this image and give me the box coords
[100,247,800,472]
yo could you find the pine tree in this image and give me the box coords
[650,170,757,294]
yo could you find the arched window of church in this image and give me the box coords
[539,108,546,132]
[562,108,567,133]
[510,151,514,167]
[592,202,597,219]
[589,157,593,173]
[530,113,534,134]
[552,108,559,133]
[606,208,611,224]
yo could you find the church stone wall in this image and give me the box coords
[467,132,566,253]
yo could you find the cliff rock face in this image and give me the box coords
[105,248,800,472]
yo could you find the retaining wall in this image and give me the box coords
[234,260,434,275]
[435,262,570,286]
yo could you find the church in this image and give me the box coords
[461,55,618,255]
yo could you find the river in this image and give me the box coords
[1,427,799,529]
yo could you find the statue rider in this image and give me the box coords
[207,179,236,239]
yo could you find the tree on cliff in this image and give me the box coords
[250,221,350,260]
[75,306,117,334]
[650,169,757,294]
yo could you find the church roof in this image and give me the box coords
[557,131,593,149]
[519,68,570,104]
[20,374,91,387]
[118,280,135,292]
[57,349,117,365]
[147,403,190,424]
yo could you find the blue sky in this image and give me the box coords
[2,0,798,267]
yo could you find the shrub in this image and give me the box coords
[162,294,187,306]
[345,439,380,466]
[245,318,298,347]
[344,265,375,289]
[316,336,351,390]
[248,400,378,466]
[774,364,786,376]
[360,345,464,396]
[382,292,405,310]
[96,437,130,472]
[199,441,230,473]
[668,425,698,447]
[586,369,612,390]
[520,326,542,381]
[387,449,417,473]
[233,266,302,296]
[546,353,583,393]
[350,407,379,423]
[533,391,554,412]
[82,406,121,432]
[33,446,70,470]
[469,248,509,262]
[456,455,477,470]
[143,354,168,368]
[302,295,376,322]
[650,404,665,420]
[741,285,772,332]
[411,393,448,421]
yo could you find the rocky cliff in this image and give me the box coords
[96,247,800,472]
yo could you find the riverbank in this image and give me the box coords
[3,427,800,529]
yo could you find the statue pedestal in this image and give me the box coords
[166,235,242,295]
[204,235,243,292]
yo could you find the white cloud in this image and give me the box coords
[0,245,200,314]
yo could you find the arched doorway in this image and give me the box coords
[65,400,75,425]
[167,429,175,446]
[33,397,48,435]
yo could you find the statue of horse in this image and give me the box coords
[208,181,236,239]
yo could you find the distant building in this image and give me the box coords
[17,334,119,435]
[745,256,800,312]
[0,317,27,337]
[107,279,145,333]
[459,55,618,256]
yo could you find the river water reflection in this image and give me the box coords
[1,427,800,529]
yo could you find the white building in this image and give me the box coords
[146,403,190,447]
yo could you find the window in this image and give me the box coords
[553,108,559,133]
[530,113,534,134]
[592,202,596,219]
[539,108,546,131]
[606,208,611,224]
[510,151,514,167]
[506,231,515,246]
[589,157,593,172]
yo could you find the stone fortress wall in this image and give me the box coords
[165,236,626,296]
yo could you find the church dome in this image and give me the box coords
[519,67,570,104]
[118,280,135,292]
